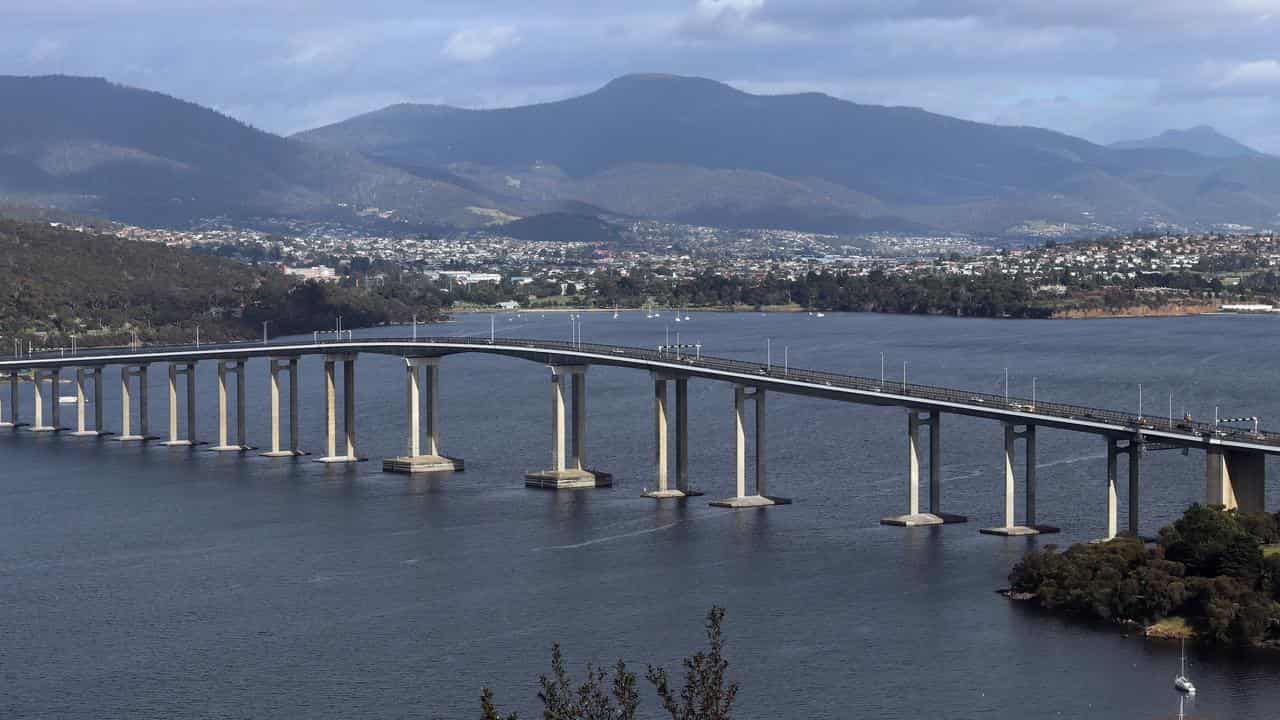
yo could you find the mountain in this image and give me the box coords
[298,74,1280,235]
[494,212,622,243]
[1110,126,1262,159]
[0,75,505,227]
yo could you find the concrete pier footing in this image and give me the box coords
[526,468,613,489]
[881,512,969,527]
[383,454,465,474]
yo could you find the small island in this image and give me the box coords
[1008,504,1280,647]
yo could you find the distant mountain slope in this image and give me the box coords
[0,75,503,227]
[494,212,622,243]
[298,74,1280,234]
[1110,126,1262,159]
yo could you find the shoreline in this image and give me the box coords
[449,305,1236,320]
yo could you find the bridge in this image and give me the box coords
[0,335,1271,539]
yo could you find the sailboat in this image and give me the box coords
[1174,638,1196,695]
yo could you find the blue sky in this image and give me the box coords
[4,0,1279,152]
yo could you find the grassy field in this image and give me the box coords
[1145,616,1193,639]
[1264,544,1280,558]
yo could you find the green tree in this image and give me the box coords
[646,606,738,720]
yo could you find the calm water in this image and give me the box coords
[2,312,1279,720]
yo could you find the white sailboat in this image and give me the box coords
[1174,638,1196,695]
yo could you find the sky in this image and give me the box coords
[3,0,1279,152]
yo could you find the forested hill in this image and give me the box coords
[0,219,445,348]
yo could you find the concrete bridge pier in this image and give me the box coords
[161,362,198,446]
[882,410,966,526]
[384,357,463,472]
[114,364,154,442]
[28,368,62,432]
[711,385,790,508]
[70,367,108,436]
[643,374,702,498]
[262,357,306,457]
[0,370,19,428]
[982,423,1056,536]
[526,365,610,488]
[1207,447,1266,514]
[210,360,250,452]
[316,353,360,463]
[1101,437,1143,540]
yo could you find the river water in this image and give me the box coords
[2,312,1278,719]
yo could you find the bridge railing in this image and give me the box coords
[8,333,1278,447]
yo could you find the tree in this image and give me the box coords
[646,606,738,720]
[481,688,518,720]
[483,644,638,720]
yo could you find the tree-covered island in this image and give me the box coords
[1008,505,1280,647]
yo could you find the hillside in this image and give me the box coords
[298,74,1280,236]
[0,75,503,228]
[1110,126,1262,159]
[0,218,445,346]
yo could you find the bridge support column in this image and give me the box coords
[527,365,610,488]
[70,367,107,436]
[712,386,790,508]
[161,362,198,446]
[263,357,306,457]
[210,360,249,451]
[981,423,1056,536]
[883,409,965,526]
[643,374,701,499]
[316,354,360,463]
[28,368,62,432]
[1099,437,1144,541]
[1207,447,1266,514]
[384,357,463,473]
[0,370,20,428]
[115,364,153,442]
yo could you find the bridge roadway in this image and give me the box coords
[0,335,1271,536]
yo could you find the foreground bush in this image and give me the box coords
[482,606,738,720]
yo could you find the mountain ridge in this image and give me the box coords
[296,73,1280,235]
[1110,126,1262,159]
[0,74,504,228]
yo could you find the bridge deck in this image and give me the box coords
[1,335,1274,455]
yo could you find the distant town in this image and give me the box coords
[55,214,1275,319]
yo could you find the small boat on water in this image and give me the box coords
[1174,638,1196,695]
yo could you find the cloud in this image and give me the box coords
[28,37,64,63]
[441,26,520,63]
[679,0,793,41]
